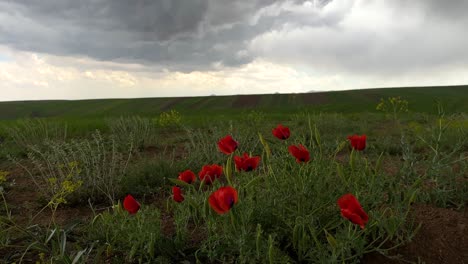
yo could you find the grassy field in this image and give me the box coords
[0,86,467,263]
[0,85,467,120]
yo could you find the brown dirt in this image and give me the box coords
[334,151,349,164]
[381,156,402,177]
[363,204,468,264]
[143,192,207,247]
[301,92,328,105]
[141,145,163,157]
[141,143,188,160]
[374,120,400,137]
[334,151,401,177]
[232,95,262,108]
[3,165,93,226]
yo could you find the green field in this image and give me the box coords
[1,85,467,120]
[0,86,467,263]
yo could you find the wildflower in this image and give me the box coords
[123,194,140,214]
[199,164,223,185]
[209,186,238,214]
[272,124,290,140]
[218,135,238,155]
[0,171,8,184]
[337,193,369,229]
[288,144,310,163]
[47,177,58,185]
[178,170,196,184]
[347,135,367,151]
[234,153,261,172]
[172,186,184,203]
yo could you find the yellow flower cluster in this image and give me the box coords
[157,109,182,127]
[376,96,409,120]
[47,161,83,208]
[0,170,8,184]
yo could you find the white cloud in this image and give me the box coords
[249,0,468,76]
[1,44,468,102]
[0,47,347,101]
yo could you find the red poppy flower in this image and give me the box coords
[218,135,238,155]
[337,193,369,229]
[208,186,238,214]
[347,135,367,151]
[198,164,223,184]
[172,186,184,203]
[123,194,140,214]
[234,153,261,172]
[272,124,291,140]
[288,144,310,163]
[178,170,196,184]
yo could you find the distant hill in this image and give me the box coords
[0,85,467,119]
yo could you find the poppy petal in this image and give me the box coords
[178,170,196,184]
[209,186,238,214]
[123,194,140,214]
[218,135,238,154]
[199,165,223,184]
[288,144,310,163]
[209,192,227,214]
[272,124,291,140]
[347,134,367,151]
[337,194,369,228]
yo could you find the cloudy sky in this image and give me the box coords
[1,0,468,101]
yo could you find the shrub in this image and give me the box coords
[17,131,133,205]
[376,97,409,120]
[106,116,156,149]
[157,110,182,128]
[4,118,68,149]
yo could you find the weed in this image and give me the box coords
[15,131,133,205]
[107,116,156,149]
[157,110,182,128]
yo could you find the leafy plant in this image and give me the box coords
[376,96,409,120]
[5,119,68,149]
[107,116,156,149]
[157,110,182,128]
[88,205,174,263]
[16,131,133,205]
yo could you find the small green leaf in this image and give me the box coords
[374,152,384,174]
[258,132,271,161]
[168,178,192,188]
[324,229,337,249]
[72,249,87,264]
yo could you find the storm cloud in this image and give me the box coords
[0,0,290,70]
[2,0,468,73]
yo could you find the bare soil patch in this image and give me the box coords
[141,143,188,160]
[363,204,468,264]
[232,95,262,108]
[301,92,328,105]
[4,165,93,226]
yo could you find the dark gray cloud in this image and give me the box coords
[0,0,293,70]
[0,0,467,75]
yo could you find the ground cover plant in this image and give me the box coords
[0,92,467,263]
